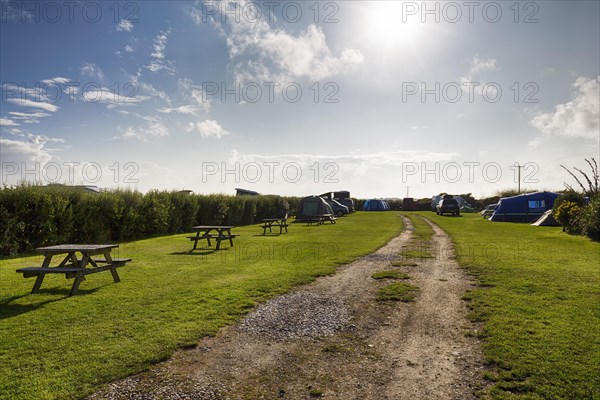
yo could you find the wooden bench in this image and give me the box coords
[16,244,132,295]
[17,259,132,279]
[306,215,337,225]
[188,234,239,250]
[260,218,289,235]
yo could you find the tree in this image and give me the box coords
[560,158,599,196]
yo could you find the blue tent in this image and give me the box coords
[489,191,560,223]
[363,199,390,211]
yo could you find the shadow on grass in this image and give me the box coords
[170,250,216,256]
[0,286,103,320]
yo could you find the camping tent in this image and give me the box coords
[296,196,334,220]
[363,199,390,211]
[489,191,560,223]
[531,210,560,226]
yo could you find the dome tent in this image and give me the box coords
[363,199,390,211]
[296,196,334,220]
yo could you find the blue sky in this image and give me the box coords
[1,0,598,198]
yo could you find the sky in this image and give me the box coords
[1,0,599,199]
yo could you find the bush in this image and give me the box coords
[577,195,600,241]
[554,201,582,233]
[553,191,586,232]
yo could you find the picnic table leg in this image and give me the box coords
[192,231,200,250]
[69,254,90,296]
[104,251,121,283]
[70,273,86,296]
[31,254,55,293]
[31,276,45,294]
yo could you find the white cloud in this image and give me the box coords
[186,120,231,139]
[6,98,59,112]
[2,82,46,100]
[40,77,71,86]
[198,2,363,82]
[124,44,134,52]
[469,55,498,74]
[0,118,19,126]
[229,149,457,168]
[0,138,53,166]
[7,128,65,145]
[157,105,198,115]
[528,137,543,149]
[82,87,149,106]
[8,111,52,124]
[178,78,211,112]
[80,63,104,80]
[116,19,134,32]
[530,76,599,140]
[185,6,202,25]
[117,122,170,142]
[146,29,174,73]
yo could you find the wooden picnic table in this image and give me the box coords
[16,244,131,296]
[260,218,289,235]
[187,226,238,251]
[306,214,337,225]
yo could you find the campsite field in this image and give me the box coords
[0,212,402,400]
[421,212,600,399]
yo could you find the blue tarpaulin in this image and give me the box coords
[489,191,560,222]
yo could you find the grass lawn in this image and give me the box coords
[418,212,600,399]
[0,212,402,400]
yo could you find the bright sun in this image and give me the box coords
[365,2,424,49]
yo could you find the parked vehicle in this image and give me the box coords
[337,197,355,212]
[436,198,460,216]
[327,199,349,216]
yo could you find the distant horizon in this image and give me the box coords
[3,180,569,201]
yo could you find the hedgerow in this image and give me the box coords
[0,184,298,255]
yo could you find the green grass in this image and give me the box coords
[371,270,410,280]
[0,212,402,400]
[399,213,434,261]
[391,261,418,267]
[376,282,419,302]
[418,212,600,399]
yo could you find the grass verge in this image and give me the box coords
[418,212,599,399]
[398,213,435,261]
[376,282,419,302]
[0,212,402,400]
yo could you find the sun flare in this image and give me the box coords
[365,2,424,48]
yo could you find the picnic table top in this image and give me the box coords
[36,244,119,253]
[261,218,287,222]
[192,225,234,230]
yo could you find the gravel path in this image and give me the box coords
[88,215,485,400]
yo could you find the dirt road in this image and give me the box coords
[90,216,485,400]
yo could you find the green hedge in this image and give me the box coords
[0,185,298,255]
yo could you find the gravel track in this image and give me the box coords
[88,215,485,400]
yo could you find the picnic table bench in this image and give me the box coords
[260,218,289,235]
[16,244,131,296]
[188,226,238,251]
[306,214,337,225]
